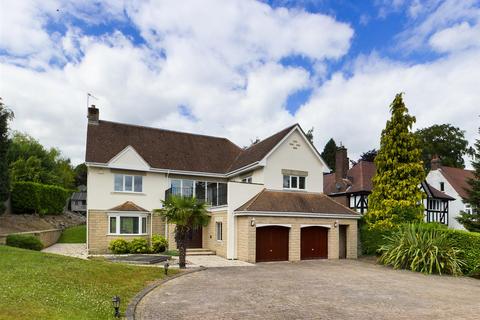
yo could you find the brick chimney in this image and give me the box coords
[87,105,99,125]
[335,146,349,182]
[431,154,441,170]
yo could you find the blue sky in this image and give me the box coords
[0,0,479,164]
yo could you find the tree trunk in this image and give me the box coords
[175,226,188,269]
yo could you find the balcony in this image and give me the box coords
[165,183,227,207]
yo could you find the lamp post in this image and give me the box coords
[164,262,169,275]
[112,295,121,318]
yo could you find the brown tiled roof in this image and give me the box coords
[86,120,298,174]
[438,166,474,199]
[86,120,243,173]
[109,201,148,212]
[228,124,297,171]
[423,182,455,200]
[236,189,360,216]
[323,161,375,195]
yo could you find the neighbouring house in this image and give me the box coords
[324,148,454,226]
[85,106,360,262]
[70,191,87,215]
[426,156,475,230]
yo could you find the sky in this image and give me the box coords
[0,0,479,166]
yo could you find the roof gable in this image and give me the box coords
[437,166,474,199]
[108,146,150,171]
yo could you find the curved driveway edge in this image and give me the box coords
[126,267,207,320]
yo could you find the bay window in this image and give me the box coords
[108,214,147,235]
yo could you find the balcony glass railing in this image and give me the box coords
[165,180,227,206]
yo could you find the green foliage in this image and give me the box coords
[441,229,480,276]
[305,127,314,144]
[11,181,70,215]
[360,223,392,255]
[7,132,75,189]
[321,138,337,171]
[108,239,130,254]
[155,195,210,268]
[151,234,168,253]
[74,163,87,187]
[128,238,150,253]
[379,223,464,275]
[0,98,14,213]
[58,225,86,243]
[359,149,377,162]
[366,93,426,229]
[457,127,480,231]
[415,124,470,170]
[6,234,43,251]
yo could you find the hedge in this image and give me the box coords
[360,223,392,255]
[441,229,480,276]
[11,181,70,215]
[6,234,44,251]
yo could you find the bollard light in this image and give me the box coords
[164,262,170,275]
[112,295,121,318]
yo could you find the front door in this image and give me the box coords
[186,226,202,248]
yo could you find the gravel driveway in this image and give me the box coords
[136,259,480,320]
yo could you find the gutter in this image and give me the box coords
[234,210,361,220]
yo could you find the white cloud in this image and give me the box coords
[429,22,480,53]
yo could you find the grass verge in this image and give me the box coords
[57,224,86,243]
[0,245,177,319]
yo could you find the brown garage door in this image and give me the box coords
[301,226,328,260]
[256,226,289,262]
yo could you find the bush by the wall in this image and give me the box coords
[6,234,43,251]
[151,234,168,253]
[108,239,129,254]
[360,223,392,255]
[379,223,464,275]
[128,238,150,254]
[11,181,70,215]
[441,229,480,277]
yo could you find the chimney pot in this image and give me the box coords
[88,105,99,125]
[431,154,441,170]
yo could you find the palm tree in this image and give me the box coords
[155,195,209,268]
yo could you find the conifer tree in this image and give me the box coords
[366,93,425,229]
[321,138,337,171]
[456,126,480,232]
[0,98,14,213]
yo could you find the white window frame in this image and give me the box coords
[215,221,223,241]
[241,176,252,183]
[108,212,148,235]
[170,178,227,207]
[114,174,143,193]
[283,175,306,190]
[465,204,473,214]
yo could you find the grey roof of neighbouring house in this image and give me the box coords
[71,192,87,201]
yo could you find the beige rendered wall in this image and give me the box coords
[235,215,358,263]
[262,130,325,193]
[87,210,164,253]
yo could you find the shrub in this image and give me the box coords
[360,223,392,255]
[441,229,480,276]
[6,234,43,251]
[379,223,464,275]
[11,181,70,215]
[108,239,129,254]
[128,238,150,254]
[151,234,168,253]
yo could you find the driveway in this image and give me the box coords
[136,259,480,320]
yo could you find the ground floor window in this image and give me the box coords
[216,222,223,241]
[108,214,147,235]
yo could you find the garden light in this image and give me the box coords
[112,295,121,318]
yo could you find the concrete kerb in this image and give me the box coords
[125,266,207,320]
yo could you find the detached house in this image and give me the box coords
[324,147,454,226]
[85,106,360,262]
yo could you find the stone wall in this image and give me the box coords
[0,228,62,248]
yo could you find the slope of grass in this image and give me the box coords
[57,224,86,243]
[0,246,176,319]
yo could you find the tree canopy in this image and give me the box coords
[305,127,314,144]
[7,132,75,189]
[359,149,378,162]
[415,124,470,170]
[321,138,337,171]
[366,93,426,229]
[456,126,480,232]
[0,98,14,212]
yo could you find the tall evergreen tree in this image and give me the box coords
[321,138,337,171]
[0,98,14,213]
[366,93,426,229]
[456,126,480,232]
[305,127,314,144]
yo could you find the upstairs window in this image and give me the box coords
[241,176,252,183]
[114,174,143,193]
[283,175,306,190]
[440,182,445,192]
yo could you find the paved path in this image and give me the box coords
[185,255,254,268]
[136,259,480,320]
[42,243,88,259]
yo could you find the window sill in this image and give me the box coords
[111,191,146,195]
[107,233,149,236]
[282,188,306,191]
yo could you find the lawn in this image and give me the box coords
[0,245,177,320]
[57,224,87,243]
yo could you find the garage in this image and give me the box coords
[301,226,328,260]
[256,226,289,262]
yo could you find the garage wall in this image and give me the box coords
[235,215,358,263]
[203,211,227,257]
